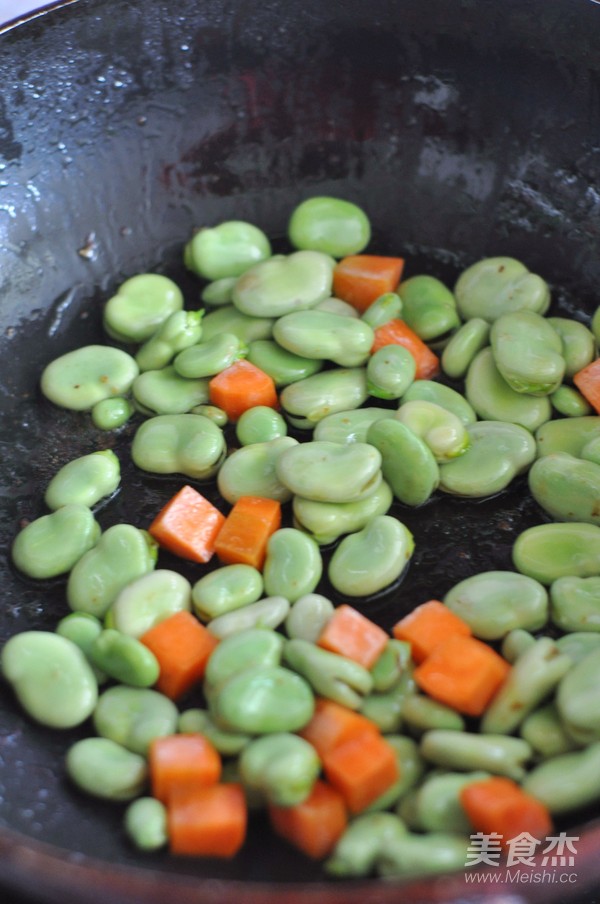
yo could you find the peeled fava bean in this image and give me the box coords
[443,571,548,639]
[283,638,373,709]
[204,628,284,694]
[90,629,160,688]
[235,406,288,446]
[441,317,490,380]
[284,593,335,643]
[280,367,368,428]
[93,685,178,755]
[292,479,393,546]
[217,436,298,504]
[287,196,371,257]
[232,250,334,317]
[550,576,600,633]
[328,515,414,598]
[276,440,382,503]
[185,220,271,280]
[12,504,101,580]
[132,366,210,415]
[131,413,226,480]
[313,406,395,445]
[465,348,552,432]
[420,730,532,781]
[520,702,578,759]
[210,665,315,734]
[206,596,290,639]
[551,385,593,418]
[110,569,192,638]
[1,631,98,728]
[396,400,469,463]
[401,380,477,426]
[513,522,600,584]
[528,452,600,526]
[397,275,460,341]
[103,274,184,343]
[556,649,600,745]
[547,316,596,377]
[454,256,550,322]
[246,338,323,387]
[535,415,600,459]
[66,737,147,801]
[192,564,264,621]
[239,732,321,806]
[124,797,168,852]
[367,345,416,400]
[367,417,439,507]
[523,742,600,815]
[325,812,409,878]
[92,397,134,431]
[41,345,139,411]
[173,333,244,379]
[273,309,374,367]
[263,528,323,602]
[201,305,275,344]
[361,292,403,328]
[490,310,565,395]
[135,310,204,372]
[44,450,120,511]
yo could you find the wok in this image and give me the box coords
[0,0,599,901]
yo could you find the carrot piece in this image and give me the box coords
[148,485,225,564]
[209,359,278,421]
[168,782,247,857]
[322,731,400,814]
[332,255,405,313]
[573,357,600,414]
[392,600,472,664]
[460,776,553,844]
[298,697,380,758]
[413,634,510,717]
[269,779,348,859]
[370,318,440,379]
[317,604,389,669]
[214,495,282,569]
[149,733,222,804]
[140,611,218,699]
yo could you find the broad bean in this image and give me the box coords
[93,685,178,755]
[41,345,138,411]
[292,479,393,546]
[12,504,101,579]
[135,310,203,372]
[443,571,548,639]
[263,529,322,603]
[192,564,264,621]
[398,275,460,341]
[173,333,244,379]
[273,310,374,367]
[217,436,298,504]
[279,367,368,428]
[276,440,381,503]
[44,450,120,511]
[109,570,192,638]
[102,274,183,343]
[490,310,565,395]
[454,256,550,322]
[210,665,315,734]
[232,250,333,317]
[132,366,209,415]
[206,595,290,639]
[420,729,532,781]
[131,413,226,480]
[185,220,271,280]
[246,339,323,387]
[523,742,600,814]
[328,515,414,598]
[66,737,147,800]
[283,638,373,709]
[239,732,320,806]
[465,347,552,431]
[367,417,439,506]
[325,812,408,877]
[513,522,600,584]
[287,196,370,257]
[284,593,335,643]
[396,400,469,463]
[556,649,600,744]
[441,317,490,379]
[235,406,288,446]
[124,797,168,851]
[529,452,600,525]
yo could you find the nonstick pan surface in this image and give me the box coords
[1,1,600,901]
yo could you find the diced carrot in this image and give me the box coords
[413,634,510,717]
[321,732,400,814]
[214,495,282,569]
[209,359,278,421]
[168,782,247,857]
[148,485,225,564]
[269,779,348,859]
[371,318,440,379]
[317,604,389,670]
[332,255,405,313]
[298,697,380,758]
[573,357,600,414]
[460,776,553,845]
[392,600,472,664]
[140,610,218,699]
[149,733,222,803]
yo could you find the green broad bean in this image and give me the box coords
[135,310,204,372]
[370,735,425,810]
[522,742,600,814]
[401,695,465,733]
[201,305,275,344]
[232,250,333,317]
[131,413,226,480]
[93,685,178,755]
[185,221,271,280]
[132,366,209,415]
[204,628,284,694]
[90,629,160,688]
[173,333,244,379]
[292,479,393,546]
[283,638,373,709]
[443,571,548,639]
[367,345,416,400]
[124,797,168,851]
[178,708,251,755]
[263,528,322,603]
[550,385,593,417]
[529,452,600,525]
[556,631,600,663]
[287,196,370,257]
[12,504,101,579]
[102,274,183,343]
[481,637,571,735]
[465,348,552,431]
[454,256,550,322]
[44,450,120,511]
[413,771,490,834]
[275,440,381,503]
[366,418,439,506]
[284,593,335,643]
[593,306,600,344]
[376,831,472,880]
[420,730,533,781]
[361,292,403,328]
[556,649,600,744]
[189,403,228,427]
[239,732,320,806]
[210,664,315,734]
[396,400,469,463]
[401,380,477,426]
[56,612,107,682]
[280,367,368,428]
[520,702,578,759]
[67,524,157,618]
[273,310,374,367]
[441,317,490,379]
[535,415,600,458]
[513,522,600,584]
[313,407,395,444]
[398,275,460,341]
[490,310,565,395]
[1,631,98,728]
[370,640,411,693]
[235,406,287,445]
[91,397,134,430]
[547,316,596,377]
[360,666,416,733]
[501,628,536,663]
[66,737,147,801]
[110,570,192,638]
[439,420,537,497]
[206,596,290,639]
[314,297,359,318]
[192,563,264,621]
[201,276,237,307]
[41,345,139,411]
[246,339,323,387]
[325,812,408,878]
[328,515,414,598]
[217,436,298,504]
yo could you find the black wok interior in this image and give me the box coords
[1,0,600,901]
